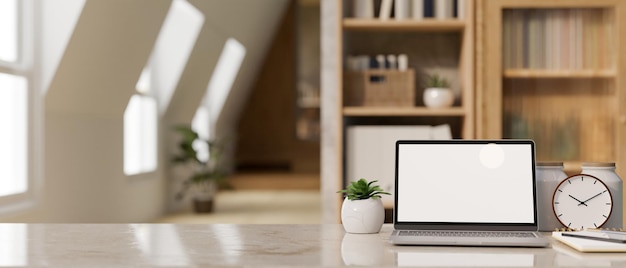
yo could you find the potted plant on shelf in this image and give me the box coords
[423,73,454,109]
[171,125,229,213]
[337,178,390,234]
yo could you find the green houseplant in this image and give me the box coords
[423,73,454,109]
[424,73,450,88]
[337,179,390,200]
[171,125,228,213]
[337,178,390,234]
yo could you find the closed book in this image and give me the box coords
[353,0,374,18]
[379,0,393,20]
[434,0,453,19]
[553,232,626,252]
[411,0,424,19]
[395,0,410,20]
[424,0,433,18]
[456,0,464,19]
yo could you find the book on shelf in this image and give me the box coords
[379,0,393,20]
[424,0,434,18]
[503,8,613,72]
[456,0,464,19]
[411,0,424,20]
[434,0,453,19]
[353,0,374,19]
[395,0,410,20]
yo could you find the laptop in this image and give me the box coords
[389,140,549,247]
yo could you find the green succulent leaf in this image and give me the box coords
[424,73,450,88]
[337,178,391,200]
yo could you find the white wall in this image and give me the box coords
[1,0,290,222]
[44,0,170,222]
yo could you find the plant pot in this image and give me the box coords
[423,87,454,108]
[193,198,214,213]
[340,197,385,234]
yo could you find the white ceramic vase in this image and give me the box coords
[340,197,385,234]
[581,162,623,228]
[423,87,454,108]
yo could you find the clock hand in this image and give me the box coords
[579,191,607,206]
[568,194,588,206]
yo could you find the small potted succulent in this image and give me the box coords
[423,73,454,108]
[337,178,390,233]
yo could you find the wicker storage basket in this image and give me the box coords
[343,69,415,107]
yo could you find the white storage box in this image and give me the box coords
[346,125,451,207]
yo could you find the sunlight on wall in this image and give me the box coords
[0,73,27,196]
[123,95,157,176]
[0,0,18,62]
[207,38,246,135]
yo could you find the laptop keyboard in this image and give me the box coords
[398,230,537,238]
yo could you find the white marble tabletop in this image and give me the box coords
[1,223,625,267]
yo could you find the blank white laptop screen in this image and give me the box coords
[396,142,535,224]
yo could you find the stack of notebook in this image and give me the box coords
[553,229,626,252]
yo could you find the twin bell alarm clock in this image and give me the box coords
[536,162,623,231]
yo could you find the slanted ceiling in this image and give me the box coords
[46,0,290,130]
[45,0,172,117]
[166,0,290,134]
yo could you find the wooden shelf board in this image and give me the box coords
[343,18,465,32]
[504,69,616,78]
[343,106,466,116]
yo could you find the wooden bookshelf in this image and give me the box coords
[477,0,626,176]
[343,18,465,32]
[504,69,616,78]
[343,107,466,117]
[324,0,475,218]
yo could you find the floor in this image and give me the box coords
[156,173,321,224]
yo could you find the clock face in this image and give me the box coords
[553,174,613,230]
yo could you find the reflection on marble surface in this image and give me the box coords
[395,251,534,267]
[341,233,384,266]
[209,224,243,265]
[131,224,190,266]
[3,223,626,266]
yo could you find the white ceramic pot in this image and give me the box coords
[340,197,385,234]
[535,162,567,231]
[581,162,623,228]
[423,87,454,108]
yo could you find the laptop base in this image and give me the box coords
[390,230,549,247]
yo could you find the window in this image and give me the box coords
[0,0,33,205]
[150,0,204,114]
[124,94,157,176]
[206,38,246,126]
[0,74,27,196]
[0,0,19,62]
[123,0,203,175]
